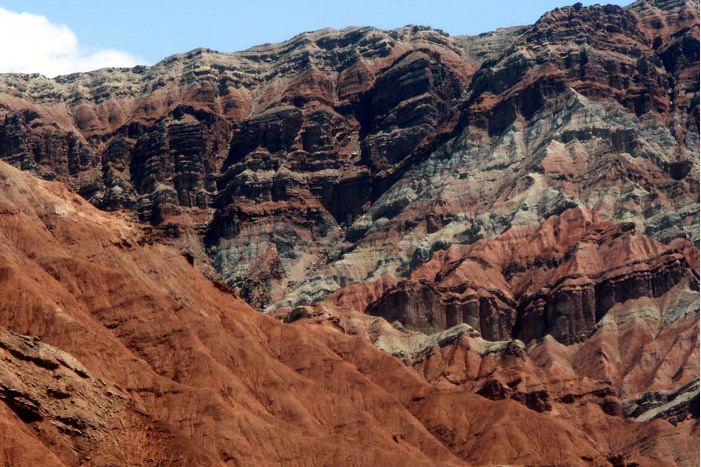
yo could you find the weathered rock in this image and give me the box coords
[0,1,698,464]
[624,378,700,424]
[1,2,698,312]
[362,207,698,344]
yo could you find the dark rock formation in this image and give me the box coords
[1,2,698,312]
[0,1,698,464]
[365,208,699,344]
[623,378,700,424]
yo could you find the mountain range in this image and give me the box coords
[0,0,698,465]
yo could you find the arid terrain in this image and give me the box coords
[0,0,698,465]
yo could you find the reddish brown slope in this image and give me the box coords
[0,160,637,466]
[3,159,696,465]
[0,161,462,465]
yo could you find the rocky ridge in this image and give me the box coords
[1,1,697,314]
[0,0,698,464]
[0,160,697,465]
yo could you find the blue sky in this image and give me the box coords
[0,0,631,76]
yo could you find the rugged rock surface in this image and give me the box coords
[266,0,700,312]
[0,25,479,307]
[5,160,694,465]
[1,0,697,311]
[624,379,700,424]
[364,207,699,343]
[0,329,138,466]
[0,0,698,464]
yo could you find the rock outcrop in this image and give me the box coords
[1,1,696,311]
[364,207,698,343]
[624,379,700,424]
[0,0,698,464]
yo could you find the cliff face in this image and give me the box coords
[0,0,698,464]
[0,160,697,466]
[0,25,482,308]
[364,207,699,344]
[0,2,697,312]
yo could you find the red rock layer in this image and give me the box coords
[363,207,698,344]
[0,160,696,465]
[0,1,697,310]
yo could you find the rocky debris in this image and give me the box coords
[282,305,329,323]
[476,379,552,413]
[0,328,124,432]
[624,378,700,424]
[372,323,483,365]
[0,327,141,466]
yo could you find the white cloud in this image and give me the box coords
[0,8,146,77]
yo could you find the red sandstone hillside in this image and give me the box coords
[0,0,699,465]
[0,160,697,465]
